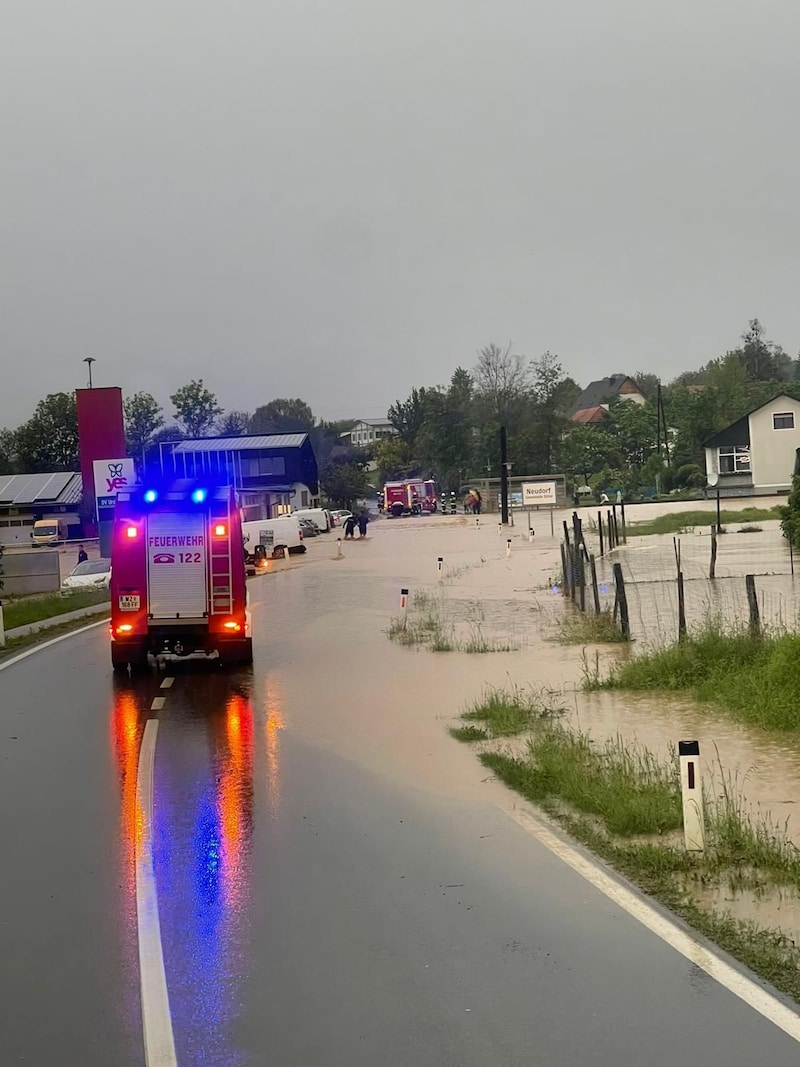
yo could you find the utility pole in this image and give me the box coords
[500,426,509,525]
[83,357,96,388]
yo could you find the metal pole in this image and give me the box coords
[716,488,721,533]
[500,427,509,525]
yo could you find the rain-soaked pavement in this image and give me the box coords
[3,511,800,1064]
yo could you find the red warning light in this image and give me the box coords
[213,523,227,537]
[125,526,138,539]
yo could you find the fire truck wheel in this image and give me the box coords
[220,638,253,667]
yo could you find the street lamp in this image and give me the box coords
[83,357,96,388]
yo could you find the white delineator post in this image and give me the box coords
[335,537,343,559]
[475,517,479,527]
[506,538,512,558]
[498,522,502,534]
[678,740,705,852]
[528,528,535,543]
[437,556,444,578]
[400,587,409,627]
[0,601,5,648]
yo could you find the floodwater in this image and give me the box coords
[247,507,800,945]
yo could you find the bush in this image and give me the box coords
[779,474,800,546]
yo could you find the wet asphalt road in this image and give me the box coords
[2,534,800,1065]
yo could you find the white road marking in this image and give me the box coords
[136,720,177,1066]
[160,677,175,689]
[0,619,108,673]
[150,697,166,711]
[506,804,800,1043]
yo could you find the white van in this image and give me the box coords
[292,508,331,533]
[242,515,306,558]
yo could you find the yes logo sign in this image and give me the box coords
[94,457,137,513]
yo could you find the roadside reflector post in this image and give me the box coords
[437,556,444,578]
[400,587,409,627]
[0,601,5,648]
[498,522,502,534]
[475,517,479,527]
[528,527,535,543]
[506,538,512,558]
[678,740,705,852]
[336,537,343,559]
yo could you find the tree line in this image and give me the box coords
[3,317,799,504]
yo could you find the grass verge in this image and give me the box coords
[626,507,779,538]
[451,688,800,1002]
[3,588,110,629]
[552,607,626,644]
[593,624,800,730]
[0,613,109,664]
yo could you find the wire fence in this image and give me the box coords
[561,516,800,644]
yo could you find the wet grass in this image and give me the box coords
[626,507,779,538]
[455,686,565,737]
[451,689,800,1001]
[552,608,626,645]
[594,624,800,730]
[386,595,519,654]
[4,588,110,630]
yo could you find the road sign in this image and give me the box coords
[521,481,558,506]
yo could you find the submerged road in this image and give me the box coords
[1,525,800,1065]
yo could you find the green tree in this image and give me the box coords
[0,428,16,474]
[217,410,252,435]
[250,398,314,434]
[170,380,223,437]
[124,392,164,457]
[14,392,79,471]
[375,437,414,480]
[319,456,370,508]
[388,388,431,445]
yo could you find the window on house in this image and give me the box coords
[718,446,751,473]
[773,412,795,430]
[301,490,309,506]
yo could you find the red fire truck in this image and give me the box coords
[383,479,438,517]
[109,482,253,671]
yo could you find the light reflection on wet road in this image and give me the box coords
[2,519,800,1063]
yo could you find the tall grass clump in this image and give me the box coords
[597,623,800,730]
[455,686,563,737]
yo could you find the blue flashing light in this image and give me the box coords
[191,488,208,504]
[143,489,158,504]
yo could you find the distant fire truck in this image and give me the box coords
[383,479,438,518]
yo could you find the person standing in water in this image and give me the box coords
[357,512,369,538]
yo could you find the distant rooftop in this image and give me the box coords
[0,472,82,507]
[171,433,309,453]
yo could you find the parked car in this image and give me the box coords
[293,507,331,532]
[62,558,112,589]
[329,510,353,527]
[242,515,306,557]
[297,518,319,537]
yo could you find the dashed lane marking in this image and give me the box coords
[150,696,166,711]
[136,719,177,1066]
[160,677,175,689]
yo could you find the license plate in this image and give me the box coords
[118,595,141,612]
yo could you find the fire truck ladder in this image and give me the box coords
[210,510,234,615]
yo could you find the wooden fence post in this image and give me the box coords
[745,574,760,637]
[577,551,586,612]
[620,501,627,544]
[677,571,687,640]
[613,563,630,640]
[590,554,601,614]
[563,542,571,593]
[598,511,604,557]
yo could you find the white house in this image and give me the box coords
[343,418,396,447]
[703,393,800,495]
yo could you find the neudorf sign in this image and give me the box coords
[521,481,558,506]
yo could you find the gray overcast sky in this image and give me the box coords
[2,1,799,429]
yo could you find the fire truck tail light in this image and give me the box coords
[116,624,133,634]
[223,620,241,631]
[213,523,227,537]
[125,526,138,539]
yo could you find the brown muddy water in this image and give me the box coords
[253,509,800,943]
